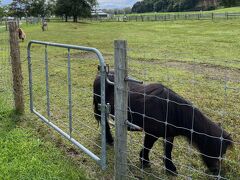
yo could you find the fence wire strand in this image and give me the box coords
[124,44,239,179]
[0,28,13,111]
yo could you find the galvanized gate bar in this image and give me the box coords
[28,40,106,67]
[27,40,107,169]
[44,45,50,117]
[33,109,101,162]
[67,48,73,137]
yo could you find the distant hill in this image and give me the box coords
[132,0,240,13]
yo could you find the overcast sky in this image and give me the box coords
[1,0,9,5]
[1,0,138,9]
[98,0,138,9]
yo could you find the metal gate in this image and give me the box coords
[27,40,107,169]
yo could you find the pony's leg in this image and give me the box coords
[105,118,114,145]
[139,133,158,168]
[164,136,177,174]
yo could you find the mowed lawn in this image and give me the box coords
[0,98,88,179]
[1,18,239,179]
[22,19,240,68]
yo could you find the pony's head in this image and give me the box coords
[201,128,233,174]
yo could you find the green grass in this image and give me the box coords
[0,100,88,179]
[1,18,240,179]
[21,20,240,69]
[211,6,240,13]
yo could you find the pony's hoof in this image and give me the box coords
[166,168,178,176]
[209,167,219,175]
[165,161,178,176]
[107,140,114,146]
[140,159,151,169]
[141,162,151,169]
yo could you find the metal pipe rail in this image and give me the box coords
[27,40,107,169]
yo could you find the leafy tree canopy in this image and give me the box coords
[7,0,55,18]
[55,0,97,22]
[132,0,239,13]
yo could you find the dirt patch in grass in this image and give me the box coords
[162,60,240,83]
[58,51,114,61]
[69,52,240,84]
[67,52,240,83]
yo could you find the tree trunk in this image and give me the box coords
[65,16,68,22]
[73,16,78,22]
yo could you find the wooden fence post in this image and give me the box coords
[114,40,128,180]
[8,21,25,113]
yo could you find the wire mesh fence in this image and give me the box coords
[1,19,239,179]
[0,26,13,112]
[100,12,240,22]
[113,43,240,179]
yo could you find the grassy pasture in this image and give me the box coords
[0,26,88,180]
[1,18,240,179]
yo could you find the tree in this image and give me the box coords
[0,0,4,17]
[132,0,204,13]
[70,0,91,22]
[0,7,3,18]
[55,0,71,22]
[132,1,154,13]
[220,0,237,7]
[7,0,56,18]
[8,0,30,18]
[55,0,96,22]
[29,0,56,18]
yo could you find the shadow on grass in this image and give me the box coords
[0,108,23,132]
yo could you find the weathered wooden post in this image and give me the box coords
[8,21,25,113]
[114,40,128,180]
[17,18,20,28]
